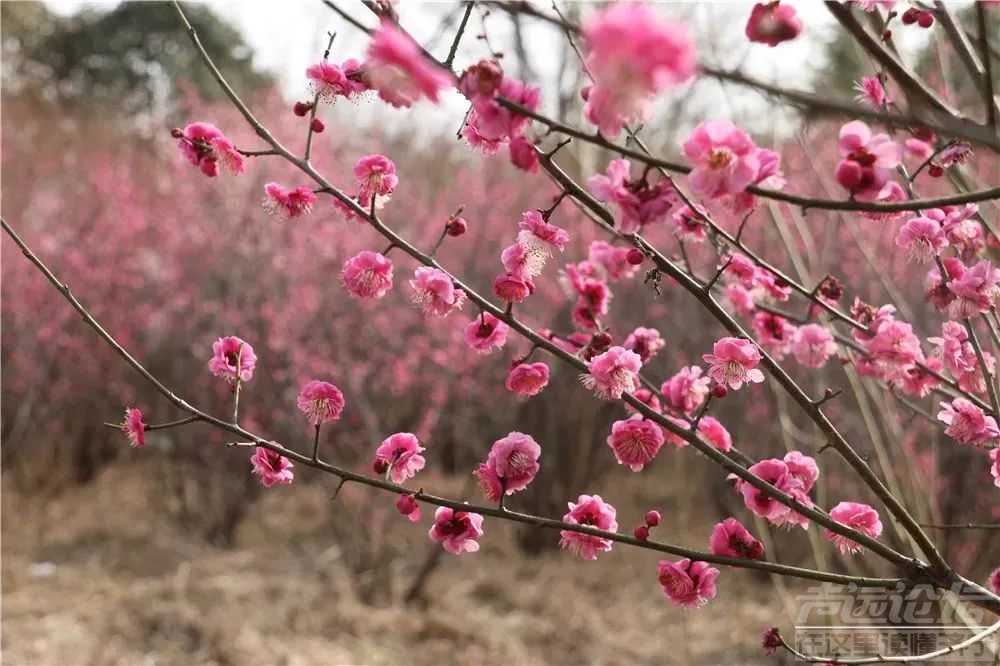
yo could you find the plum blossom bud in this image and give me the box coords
[310,118,325,133]
[446,217,468,237]
[170,127,184,138]
[745,2,803,47]
[762,628,782,655]
[634,524,650,542]
[396,493,421,522]
[644,510,661,527]
[293,101,313,116]
[626,249,644,265]
[711,385,728,399]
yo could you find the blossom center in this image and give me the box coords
[707,148,735,169]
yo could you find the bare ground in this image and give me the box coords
[2,460,790,665]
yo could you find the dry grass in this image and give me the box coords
[2,460,794,665]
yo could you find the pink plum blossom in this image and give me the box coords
[657,558,720,608]
[661,366,711,415]
[702,337,765,389]
[581,3,695,138]
[824,501,883,555]
[176,122,245,177]
[947,259,999,318]
[121,407,146,449]
[990,448,999,488]
[208,336,257,383]
[671,204,708,242]
[937,399,1000,446]
[682,121,761,199]
[493,273,534,303]
[354,154,398,207]
[710,518,764,559]
[262,183,317,220]
[429,506,484,554]
[752,312,796,360]
[581,346,642,399]
[374,432,426,483]
[250,446,294,487]
[297,380,345,425]
[509,136,539,173]
[623,327,665,362]
[697,416,732,452]
[559,494,618,560]
[306,60,349,102]
[854,76,887,108]
[506,361,550,396]
[784,451,820,492]
[587,241,641,281]
[606,417,665,471]
[341,251,394,299]
[834,121,900,196]
[737,459,800,523]
[365,19,452,107]
[465,73,540,143]
[896,216,948,263]
[518,210,570,253]
[791,324,837,368]
[745,2,803,46]
[464,312,509,353]
[474,432,541,500]
[409,267,466,316]
[501,241,548,280]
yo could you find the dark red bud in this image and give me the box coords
[644,510,661,527]
[626,249,644,265]
[446,217,468,237]
[633,525,650,542]
[881,29,892,41]
[916,10,934,28]
[711,385,728,399]
[592,332,613,349]
[310,118,325,133]
[928,164,944,178]
[293,101,313,117]
[170,127,184,139]
[373,459,389,475]
[901,7,919,24]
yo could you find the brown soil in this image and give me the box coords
[2,460,788,665]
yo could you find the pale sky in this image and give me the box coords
[41,1,944,140]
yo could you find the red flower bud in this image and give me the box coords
[626,249,644,265]
[711,385,728,398]
[916,10,934,28]
[310,118,325,133]
[446,217,468,237]
[901,7,919,24]
[633,525,650,542]
[373,459,389,475]
[591,332,613,350]
[928,164,944,178]
[644,510,661,527]
[293,101,313,117]
[170,127,184,139]
[396,493,418,516]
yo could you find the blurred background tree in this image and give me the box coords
[1,1,272,118]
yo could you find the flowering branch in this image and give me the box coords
[0,214,915,591]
